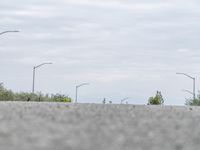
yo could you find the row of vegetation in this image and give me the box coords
[0,84,72,102]
[0,84,199,105]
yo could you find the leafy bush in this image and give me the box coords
[50,94,72,102]
[186,93,200,106]
[148,91,164,105]
[0,84,72,102]
[0,84,14,101]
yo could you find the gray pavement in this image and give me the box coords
[0,102,199,150]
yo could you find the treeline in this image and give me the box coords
[0,84,72,102]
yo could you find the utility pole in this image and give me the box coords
[75,83,89,103]
[0,30,19,36]
[176,72,195,100]
[32,62,52,93]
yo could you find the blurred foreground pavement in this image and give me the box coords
[0,102,199,150]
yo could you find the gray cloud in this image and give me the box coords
[1,0,200,104]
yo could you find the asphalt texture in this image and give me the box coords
[0,102,199,150]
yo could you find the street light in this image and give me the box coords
[0,30,19,36]
[121,97,131,104]
[0,31,19,89]
[75,83,90,103]
[176,72,195,100]
[32,62,52,93]
[182,89,194,95]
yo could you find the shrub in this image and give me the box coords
[50,94,72,102]
[148,91,164,105]
[0,84,72,102]
[186,93,200,106]
[0,84,14,101]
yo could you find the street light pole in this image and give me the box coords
[0,30,19,36]
[121,97,131,104]
[193,78,195,100]
[75,83,90,103]
[182,89,194,95]
[32,62,52,93]
[176,72,195,100]
[0,31,19,89]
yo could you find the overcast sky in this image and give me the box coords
[1,0,200,105]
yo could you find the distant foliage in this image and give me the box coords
[148,91,164,105]
[50,94,72,102]
[0,84,72,102]
[0,85,14,101]
[186,93,200,106]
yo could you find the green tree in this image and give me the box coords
[148,91,164,105]
[0,84,14,101]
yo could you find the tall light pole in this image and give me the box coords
[121,97,131,104]
[182,89,194,95]
[176,72,195,100]
[75,83,89,103]
[0,30,19,36]
[32,62,52,93]
[0,31,19,89]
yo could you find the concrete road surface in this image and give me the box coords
[0,102,199,150]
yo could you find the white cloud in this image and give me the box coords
[63,0,172,13]
[178,49,190,53]
[0,0,200,105]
